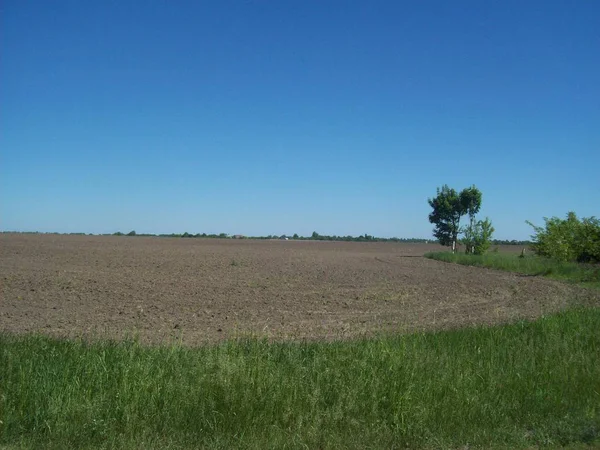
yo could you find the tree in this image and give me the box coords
[460,185,482,254]
[127,230,136,237]
[428,185,463,252]
[428,184,484,253]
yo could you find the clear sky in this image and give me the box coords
[1,1,598,240]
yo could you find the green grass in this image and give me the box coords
[425,251,600,287]
[1,308,599,449]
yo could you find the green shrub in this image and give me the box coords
[463,217,495,255]
[527,212,600,263]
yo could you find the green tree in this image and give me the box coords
[428,185,464,252]
[460,185,482,254]
[429,184,485,253]
[127,230,136,237]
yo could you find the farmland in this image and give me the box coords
[1,234,597,345]
[3,233,600,448]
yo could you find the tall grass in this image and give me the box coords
[2,308,599,449]
[425,251,600,286]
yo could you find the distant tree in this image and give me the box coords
[127,230,136,237]
[113,231,124,236]
[429,184,485,253]
[293,233,299,239]
[312,231,320,240]
[460,185,483,254]
[491,239,532,246]
[428,185,463,252]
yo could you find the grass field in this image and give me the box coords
[425,251,600,288]
[2,307,599,449]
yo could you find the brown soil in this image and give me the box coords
[1,234,598,345]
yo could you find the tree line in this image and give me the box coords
[112,230,433,243]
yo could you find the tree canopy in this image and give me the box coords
[428,184,490,253]
[428,185,464,251]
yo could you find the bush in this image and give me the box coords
[527,212,600,263]
[473,217,494,254]
[462,217,495,255]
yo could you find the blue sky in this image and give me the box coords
[1,1,598,239]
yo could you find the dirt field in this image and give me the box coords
[1,234,598,345]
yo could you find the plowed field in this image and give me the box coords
[1,234,598,344]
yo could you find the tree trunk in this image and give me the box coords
[452,240,456,254]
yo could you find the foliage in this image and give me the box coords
[460,185,482,218]
[428,185,462,249]
[459,185,482,253]
[462,217,495,255]
[2,308,600,449]
[428,184,485,252]
[527,212,600,263]
[3,231,436,243]
[491,239,532,246]
[474,218,495,254]
[126,230,136,237]
[460,186,483,254]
